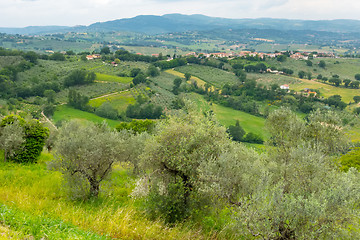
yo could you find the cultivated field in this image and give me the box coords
[52,105,120,128]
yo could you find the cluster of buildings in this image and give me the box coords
[86,54,101,60]
[184,51,335,60]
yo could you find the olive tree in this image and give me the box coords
[228,108,359,239]
[52,120,132,198]
[139,107,232,222]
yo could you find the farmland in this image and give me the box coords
[175,64,239,88]
[52,105,120,128]
[89,90,135,112]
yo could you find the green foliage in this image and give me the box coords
[138,106,231,223]
[355,73,360,80]
[52,120,128,198]
[147,181,190,224]
[353,95,360,103]
[64,69,96,87]
[298,70,306,79]
[132,73,146,85]
[95,101,119,120]
[305,60,312,66]
[339,147,360,171]
[116,119,155,134]
[147,65,160,77]
[227,120,245,141]
[276,54,287,62]
[0,115,49,163]
[100,46,111,55]
[242,132,264,144]
[68,89,91,111]
[318,60,326,68]
[43,104,55,117]
[49,52,65,61]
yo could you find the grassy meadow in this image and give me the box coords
[96,73,133,84]
[89,90,135,112]
[52,105,120,128]
[187,93,268,139]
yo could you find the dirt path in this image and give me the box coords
[90,89,129,100]
[41,111,58,130]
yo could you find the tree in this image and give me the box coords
[227,120,245,142]
[298,70,306,79]
[139,107,231,222]
[276,54,287,62]
[130,68,142,77]
[350,81,360,89]
[100,46,110,55]
[52,120,129,198]
[68,89,90,111]
[184,73,191,81]
[23,51,38,64]
[353,96,360,103]
[307,71,312,80]
[318,60,326,68]
[64,69,95,87]
[305,60,312,66]
[343,79,351,87]
[147,65,160,77]
[317,74,323,80]
[43,104,55,117]
[0,119,24,162]
[44,89,56,104]
[355,73,360,80]
[132,73,146,85]
[95,101,118,120]
[49,52,65,61]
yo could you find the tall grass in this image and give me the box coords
[0,157,218,239]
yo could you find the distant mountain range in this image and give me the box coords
[2,14,360,35]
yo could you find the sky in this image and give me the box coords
[1,0,360,28]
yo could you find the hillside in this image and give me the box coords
[3,14,360,35]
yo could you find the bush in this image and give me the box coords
[0,115,49,163]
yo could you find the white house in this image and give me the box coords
[280,84,290,90]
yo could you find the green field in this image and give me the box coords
[187,93,268,139]
[89,90,135,112]
[52,105,120,128]
[96,73,133,83]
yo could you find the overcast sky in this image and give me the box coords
[1,0,360,28]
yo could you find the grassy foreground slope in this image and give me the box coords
[0,155,216,240]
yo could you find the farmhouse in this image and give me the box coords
[280,84,290,90]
